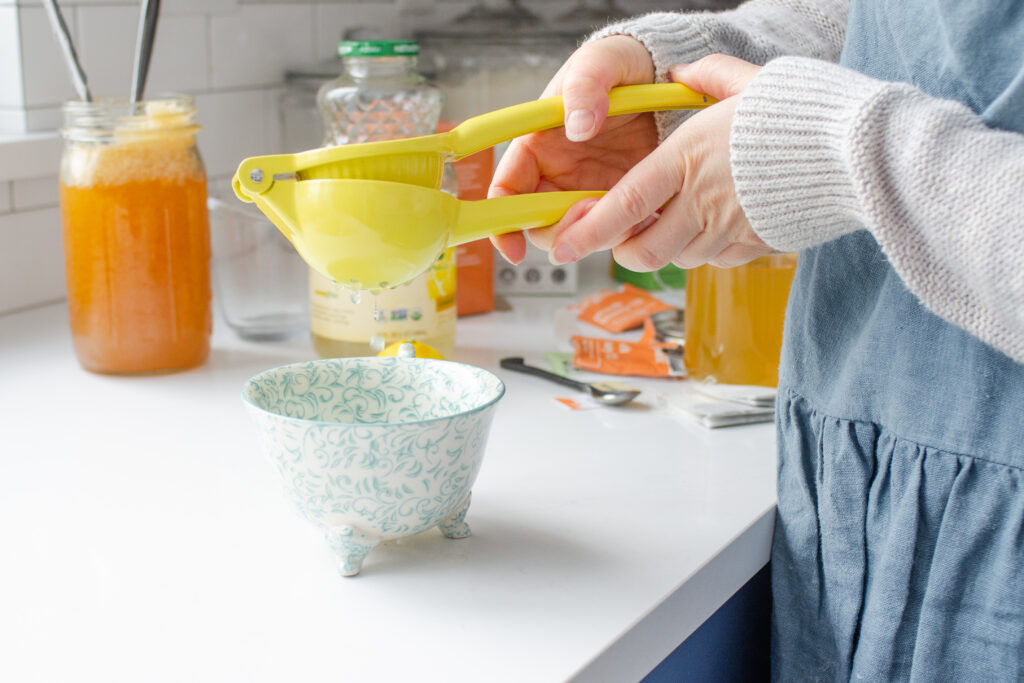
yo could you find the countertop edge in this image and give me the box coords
[569,504,776,682]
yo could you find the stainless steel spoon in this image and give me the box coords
[42,0,91,102]
[130,0,161,107]
[499,357,641,406]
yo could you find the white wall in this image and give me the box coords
[0,0,734,315]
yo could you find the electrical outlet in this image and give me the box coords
[494,249,578,295]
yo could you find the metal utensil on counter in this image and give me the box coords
[42,0,92,102]
[130,0,161,106]
[500,357,641,406]
[651,308,685,345]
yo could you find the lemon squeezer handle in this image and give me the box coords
[448,83,716,159]
[451,191,606,246]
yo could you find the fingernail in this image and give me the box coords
[565,109,595,142]
[551,243,579,265]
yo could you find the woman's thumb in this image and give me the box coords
[670,54,761,101]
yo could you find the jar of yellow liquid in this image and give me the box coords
[683,253,797,388]
[59,96,211,374]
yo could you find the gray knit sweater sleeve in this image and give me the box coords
[589,0,849,136]
[733,57,1024,362]
[589,0,1024,361]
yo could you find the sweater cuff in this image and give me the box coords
[589,13,716,139]
[590,12,716,82]
[730,56,889,251]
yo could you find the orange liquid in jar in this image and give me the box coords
[683,253,797,387]
[60,135,211,374]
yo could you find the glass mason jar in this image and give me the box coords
[683,253,798,388]
[317,40,442,146]
[59,96,211,374]
[310,40,456,359]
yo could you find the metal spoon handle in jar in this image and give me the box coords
[499,357,592,393]
[42,0,91,102]
[130,0,161,106]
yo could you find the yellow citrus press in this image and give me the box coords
[232,83,716,290]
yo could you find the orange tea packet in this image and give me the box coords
[572,317,684,378]
[576,283,675,333]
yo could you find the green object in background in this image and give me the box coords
[611,260,687,290]
[545,352,575,377]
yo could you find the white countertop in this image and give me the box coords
[0,258,776,683]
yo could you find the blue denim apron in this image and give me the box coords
[771,2,1024,680]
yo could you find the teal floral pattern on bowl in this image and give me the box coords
[242,357,504,576]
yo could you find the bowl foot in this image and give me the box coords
[438,494,472,539]
[326,525,379,577]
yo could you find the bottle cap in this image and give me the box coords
[338,40,420,57]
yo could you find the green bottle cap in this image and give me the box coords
[338,40,420,57]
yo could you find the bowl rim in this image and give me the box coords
[240,356,506,427]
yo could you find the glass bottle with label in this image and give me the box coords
[311,39,456,358]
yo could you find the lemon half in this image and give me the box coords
[376,340,444,360]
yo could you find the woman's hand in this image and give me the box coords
[547,54,773,270]
[488,35,659,264]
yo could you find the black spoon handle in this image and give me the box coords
[499,357,590,393]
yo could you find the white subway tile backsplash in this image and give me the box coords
[145,13,210,95]
[0,7,24,109]
[0,206,66,315]
[314,2,402,60]
[25,105,62,133]
[76,5,138,101]
[0,182,11,214]
[195,88,274,179]
[399,0,476,33]
[20,7,79,108]
[12,175,59,211]
[261,85,286,154]
[161,0,237,15]
[17,0,149,5]
[0,133,61,183]
[0,108,29,135]
[210,4,316,89]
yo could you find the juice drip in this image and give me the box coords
[369,297,385,352]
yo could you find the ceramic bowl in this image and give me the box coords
[242,357,505,576]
